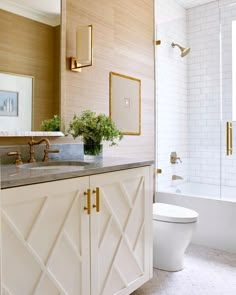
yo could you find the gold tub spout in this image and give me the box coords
[172,175,183,181]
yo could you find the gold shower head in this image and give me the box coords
[171,42,190,57]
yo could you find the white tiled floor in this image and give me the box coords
[132,244,236,295]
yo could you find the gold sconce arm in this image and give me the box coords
[70,57,82,72]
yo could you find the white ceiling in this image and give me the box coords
[0,0,60,26]
[176,0,216,9]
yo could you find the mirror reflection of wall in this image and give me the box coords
[0,0,61,131]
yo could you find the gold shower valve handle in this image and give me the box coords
[92,187,100,212]
[84,189,91,215]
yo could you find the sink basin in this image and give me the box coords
[20,161,90,170]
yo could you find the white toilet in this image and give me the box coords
[153,203,198,272]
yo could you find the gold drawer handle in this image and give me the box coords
[92,187,100,212]
[84,189,91,215]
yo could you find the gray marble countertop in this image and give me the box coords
[0,157,154,189]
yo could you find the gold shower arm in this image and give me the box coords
[171,42,183,51]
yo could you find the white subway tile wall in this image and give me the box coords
[187,1,221,187]
[155,0,189,191]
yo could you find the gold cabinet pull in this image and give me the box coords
[156,169,162,174]
[84,189,91,215]
[92,187,100,212]
[226,122,233,156]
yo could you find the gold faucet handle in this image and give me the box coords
[7,151,23,165]
[43,149,60,162]
[47,149,60,153]
[170,152,182,164]
[176,157,182,163]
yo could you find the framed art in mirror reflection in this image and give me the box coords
[0,90,18,117]
[0,72,33,132]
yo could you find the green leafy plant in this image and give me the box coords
[40,115,60,131]
[67,110,123,147]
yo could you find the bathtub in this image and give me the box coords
[156,182,236,254]
[158,182,236,202]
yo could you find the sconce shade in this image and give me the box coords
[70,25,93,72]
[76,26,92,64]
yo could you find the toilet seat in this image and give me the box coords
[153,203,198,223]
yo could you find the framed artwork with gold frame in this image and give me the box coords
[109,72,141,135]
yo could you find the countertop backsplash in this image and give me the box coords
[0,143,84,165]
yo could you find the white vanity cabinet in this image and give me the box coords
[1,176,91,295]
[1,166,153,295]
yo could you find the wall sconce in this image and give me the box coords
[70,25,93,72]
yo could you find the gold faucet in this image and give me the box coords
[28,137,59,163]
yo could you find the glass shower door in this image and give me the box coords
[220,2,236,201]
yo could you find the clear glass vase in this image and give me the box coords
[83,143,103,160]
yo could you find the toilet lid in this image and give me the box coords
[153,203,198,223]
